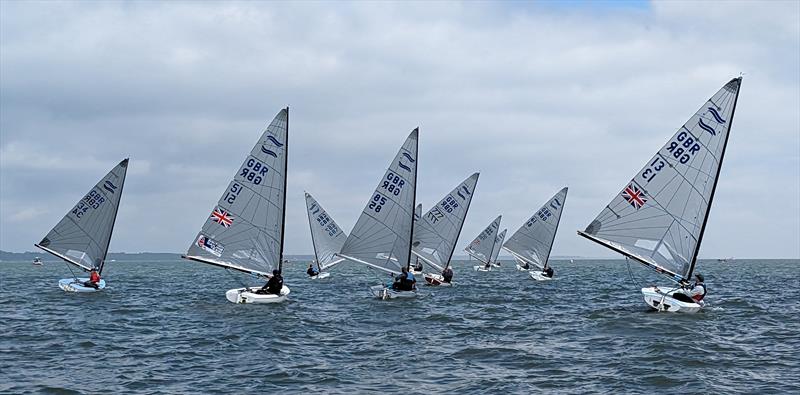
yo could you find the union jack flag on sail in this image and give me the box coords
[622,183,647,210]
[211,208,234,227]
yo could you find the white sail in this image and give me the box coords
[412,173,480,271]
[503,187,568,270]
[35,159,129,273]
[183,108,289,277]
[579,78,743,284]
[490,229,507,264]
[339,128,419,275]
[464,216,502,264]
[305,192,347,271]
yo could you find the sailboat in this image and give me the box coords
[304,192,347,279]
[337,128,419,299]
[413,173,480,286]
[578,77,743,313]
[35,158,129,292]
[182,108,291,304]
[467,216,502,271]
[504,187,568,281]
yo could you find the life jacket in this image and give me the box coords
[692,283,707,302]
[89,271,100,283]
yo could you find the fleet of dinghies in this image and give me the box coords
[33,77,743,313]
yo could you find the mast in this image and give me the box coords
[278,107,289,273]
[687,77,742,280]
[99,158,128,275]
[406,127,419,271]
[444,174,479,270]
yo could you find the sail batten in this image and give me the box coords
[184,108,289,276]
[339,129,419,275]
[580,78,742,283]
[35,158,129,274]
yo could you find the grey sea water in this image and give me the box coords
[1,258,798,394]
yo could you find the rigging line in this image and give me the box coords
[64,259,80,281]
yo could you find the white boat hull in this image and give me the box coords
[529,271,554,281]
[642,286,703,313]
[423,273,452,287]
[59,278,106,293]
[225,285,290,304]
[474,265,492,272]
[369,285,417,299]
[309,272,331,280]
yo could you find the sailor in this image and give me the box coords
[83,268,101,289]
[414,259,423,272]
[687,273,707,302]
[392,266,416,291]
[307,263,319,277]
[257,269,283,295]
[543,265,554,278]
[520,261,530,270]
[484,261,491,270]
[442,267,454,283]
[404,267,417,291]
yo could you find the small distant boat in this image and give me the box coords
[578,77,743,313]
[412,173,480,286]
[32,257,43,266]
[182,108,291,304]
[304,192,347,279]
[466,216,503,272]
[504,187,568,281]
[717,257,734,263]
[35,159,130,292]
[338,128,419,300]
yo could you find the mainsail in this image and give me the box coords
[183,108,289,277]
[464,216,502,265]
[579,78,742,284]
[412,173,480,271]
[305,192,347,271]
[490,229,507,265]
[339,128,419,275]
[35,159,129,274]
[503,187,568,270]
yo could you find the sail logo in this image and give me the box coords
[309,203,320,215]
[261,135,284,158]
[398,151,415,172]
[622,184,647,210]
[211,208,234,227]
[104,181,118,193]
[197,235,224,257]
[698,107,726,136]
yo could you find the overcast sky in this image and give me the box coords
[1,1,798,259]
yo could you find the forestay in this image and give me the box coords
[465,216,502,264]
[305,192,347,270]
[412,173,479,272]
[35,159,129,274]
[503,187,568,270]
[339,128,419,275]
[183,108,289,277]
[579,78,743,284]
[490,229,507,264]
